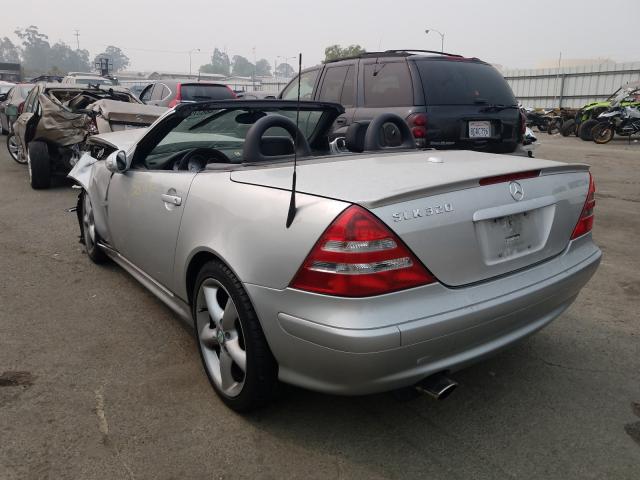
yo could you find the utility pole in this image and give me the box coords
[73,30,80,50]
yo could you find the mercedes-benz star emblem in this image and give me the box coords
[509,181,524,201]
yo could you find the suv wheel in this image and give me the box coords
[27,141,51,189]
[192,260,278,411]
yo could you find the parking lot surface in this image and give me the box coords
[1,135,639,479]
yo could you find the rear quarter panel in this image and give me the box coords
[172,171,349,301]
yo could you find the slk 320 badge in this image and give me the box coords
[392,203,454,222]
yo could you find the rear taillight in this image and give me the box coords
[18,102,24,114]
[168,83,182,108]
[571,173,596,239]
[226,85,237,98]
[290,205,436,297]
[407,113,428,147]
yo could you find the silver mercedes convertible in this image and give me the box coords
[69,100,601,411]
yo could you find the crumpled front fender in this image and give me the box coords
[67,152,98,190]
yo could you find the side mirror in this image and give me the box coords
[106,150,129,173]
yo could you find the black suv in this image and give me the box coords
[279,50,523,153]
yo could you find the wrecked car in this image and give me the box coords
[69,99,600,412]
[12,82,167,189]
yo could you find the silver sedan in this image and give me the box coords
[69,100,601,411]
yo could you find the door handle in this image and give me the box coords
[161,193,182,206]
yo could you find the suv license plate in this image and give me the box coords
[469,121,491,138]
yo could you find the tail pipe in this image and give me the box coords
[415,373,458,400]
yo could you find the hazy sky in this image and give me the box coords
[2,0,638,73]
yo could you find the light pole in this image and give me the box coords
[425,28,445,53]
[189,48,200,77]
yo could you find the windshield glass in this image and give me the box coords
[145,106,325,168]
[180,84,235,101]
[417,60,516,106]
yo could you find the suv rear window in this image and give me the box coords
[416,60,516,106]
[180,84,235,101]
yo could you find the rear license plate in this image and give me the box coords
[475,206,554,264]
[469,121,491,138]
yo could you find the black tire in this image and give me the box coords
[579,119,599,141]
[592,124,615,144]
[27,141,51,189]
[560,119,576,137]
[79,191,108,264]
[192,260,278,412]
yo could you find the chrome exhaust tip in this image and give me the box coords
[415,373,458,400]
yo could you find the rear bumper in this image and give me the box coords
[245,235,601,395]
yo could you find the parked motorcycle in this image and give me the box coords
[592,106,640,144]
[524,108,552,131]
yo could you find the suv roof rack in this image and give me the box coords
[325,49,466,64]
[383,49,463,58]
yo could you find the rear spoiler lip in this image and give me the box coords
[361,163,591,209]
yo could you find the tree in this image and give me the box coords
[324,44,366,63]
[49,42,91,73]
[275,62,294,77]
[231,55,254,77]
[93,46,130,73]
[255,58,271,76]
[15,26,50,73]
[199,48,230,76]
[0,37,20,63]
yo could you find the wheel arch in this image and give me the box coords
[185,248,242,306]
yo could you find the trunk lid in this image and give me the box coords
[231,150,590,286]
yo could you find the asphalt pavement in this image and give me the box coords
[0,134,639,479]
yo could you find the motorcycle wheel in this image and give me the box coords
[593,125,614,144]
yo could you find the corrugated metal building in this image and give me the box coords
[504,62,640,109]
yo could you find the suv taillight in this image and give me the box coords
[290,205,436,297]
[520,111,527,138]
[168,83,182,108]
[571,173,596,239]
[407,113,428,147]
[226,85,237,98]
[18,101,24,114]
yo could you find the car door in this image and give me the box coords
[315,61,357,139]
[106,130,197,291]
[13,86,41,154]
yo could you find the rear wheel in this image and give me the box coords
[560,119,576,137]
[193,260,278,412]
[27,141,51,189]
[6,133,23,164]
[593,124,615,144]
[579,119,599,141]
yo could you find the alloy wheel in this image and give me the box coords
[82,194,97,248]
[195,278,247,398]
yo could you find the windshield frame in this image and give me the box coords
[131,100,344,168]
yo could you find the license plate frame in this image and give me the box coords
[469,121,491,138]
